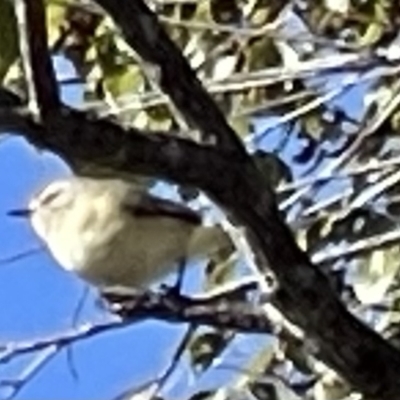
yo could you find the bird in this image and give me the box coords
[8,177,230,291]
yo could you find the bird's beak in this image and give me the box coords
[7,209,32,218]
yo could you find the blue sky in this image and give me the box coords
[0,57,187,399]
[0,57,273,399]
[0,47,370,399]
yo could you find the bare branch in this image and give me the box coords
[281,83,400,211]
[93,0,246,157]
[0,346,60,400]
[0,321,127,364]
[4,105,400,398]
[14,0,60,118]
[0,291,273,364]
[3,2,400,394]
[105,290,273,334]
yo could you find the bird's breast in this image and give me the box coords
[48,215,196,289]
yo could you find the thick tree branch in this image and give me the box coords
[93,0,246,158]
[47,9,400,396]
[4,0,400,395]
[2,105,400,398]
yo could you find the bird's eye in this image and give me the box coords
[41,189,62,206]
[35,181,72,210]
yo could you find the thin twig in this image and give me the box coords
[14,0,60,119]
[281,85,400,211]
[312,229,400,265]
[1,346,61,399]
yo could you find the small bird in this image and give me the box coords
[8,177,230,290]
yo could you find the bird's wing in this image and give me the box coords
[123,192,201,225]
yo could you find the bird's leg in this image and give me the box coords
[175,258,187,293]
[159,258,187,299]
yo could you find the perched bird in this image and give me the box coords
[8,177,230,290]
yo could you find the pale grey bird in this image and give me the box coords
[8,177,230,290]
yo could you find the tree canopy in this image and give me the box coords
[1,0,400,399]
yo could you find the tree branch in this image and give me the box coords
[93,0,246,157]
[3,0,400,394]
[0,291,273,364]
[15,0,60,118]
[2,105,400,397]
[104,290,274,334]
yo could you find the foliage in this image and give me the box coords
[2,0,400,399]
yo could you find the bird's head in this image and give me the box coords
[8,179,76,240]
